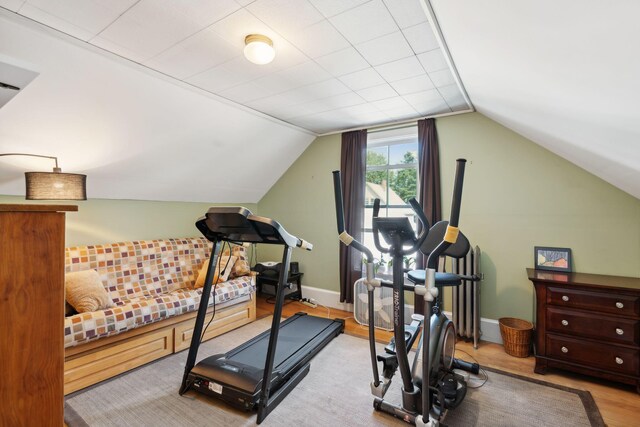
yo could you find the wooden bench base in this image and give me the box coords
[64,295,256,394]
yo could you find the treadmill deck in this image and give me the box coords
[188,313,344,411]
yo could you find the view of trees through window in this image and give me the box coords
[363,129,419,271]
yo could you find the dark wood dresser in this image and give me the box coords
[527,268,640,392]
[0,204,77,426]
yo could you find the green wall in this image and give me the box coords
[0,195,257,247]
[258,113,640,321]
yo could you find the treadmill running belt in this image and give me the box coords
[231,315,335,368]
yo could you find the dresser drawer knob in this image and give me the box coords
[615,302,624,309]
[561,320,569,326]
[561,346,568,353]
[615,357,624,365]
[615,328,624,335]
[562,295,569,302]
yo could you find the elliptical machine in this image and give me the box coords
[332,159,479,426]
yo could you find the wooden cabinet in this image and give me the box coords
[0,204,77,426]
[527,268,640,392]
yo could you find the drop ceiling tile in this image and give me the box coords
[329,0,398,45]
[288,20,350,58]
[307,0,369,18]
[251,73,298,95]
[186,58,266,93]
[371,96,412,112]
[417,49,447,73]
[320,91,366,109]
[375,56,423,82]
[338,68,386,91]
[429,68,455,87]
[0,0,25,11]
[277,60,332,86]
[402,22,438,54]
[281,78,351,105]
[315,47,369,77]
[218,81,271,103]
[246,0,324,39]
[403,89,449,114]
[384,105,420,120]
[95,0,241,62]
[389,74,434,95]
[91,36,150,63]
[382,0,427,29]
[288,91,366,119]
[356,83,398,102]
[145,28,240,79]
[19,0,138,40]
[209,9,270,49]
[341,102,384,116]
[439,84,468,110]
[355,31,413,66]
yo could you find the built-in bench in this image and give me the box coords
[63,237,256,394]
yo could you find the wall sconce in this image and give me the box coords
[0,153,87,200]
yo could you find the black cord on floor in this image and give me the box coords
[456,348,489,388]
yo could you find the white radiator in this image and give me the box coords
[451,246,482,348]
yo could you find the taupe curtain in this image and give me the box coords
[414,118,441,314]
[339,129,367,304]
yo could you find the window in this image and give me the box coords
[363,126,419,270]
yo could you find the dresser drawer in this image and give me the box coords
[547,334,639,376]
[547,307,640,345]
[547,287,640,317]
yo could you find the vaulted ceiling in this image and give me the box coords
[430,0,640,199]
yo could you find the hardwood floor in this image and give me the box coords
[257,296,640,427]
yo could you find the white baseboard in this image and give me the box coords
[302,286,503,345]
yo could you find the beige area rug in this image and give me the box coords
[65,317,604,427]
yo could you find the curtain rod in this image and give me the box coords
[317,108,474,137]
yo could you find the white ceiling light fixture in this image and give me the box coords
[243,34,275,65]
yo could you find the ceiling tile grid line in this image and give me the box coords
[4,0,473,133]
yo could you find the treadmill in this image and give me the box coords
[179,207,344,424]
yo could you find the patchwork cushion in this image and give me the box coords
[227,245,252,279]
[64,275,255,348]
[65,270,114,313]
[65,238,211,304]
[194,255,237,289]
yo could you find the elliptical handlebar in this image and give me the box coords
[332,170,375,262]
[448,158,467,228]
[426,158,466,269]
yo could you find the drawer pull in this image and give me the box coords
[562,295,569,302]
[615,328,624,335]
[561,320,569,326]
[615,357,624,365]
[561,346,568,353]
[615,302,624,309]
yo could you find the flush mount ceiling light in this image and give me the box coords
[243,34,275,65]
[0,153,87,200]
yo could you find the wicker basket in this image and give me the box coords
[499,317,534,358]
